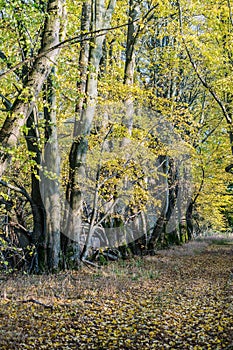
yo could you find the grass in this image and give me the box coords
[195,233,233,249]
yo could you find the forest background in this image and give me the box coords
[0,0,233,273]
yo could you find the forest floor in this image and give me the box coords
[0,236,233,349]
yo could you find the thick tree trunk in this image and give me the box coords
[41,69,61,271]
[66,0,116,260]
[148,156,170,250]
[148,157,181,250]
[0,0,66,272]
[63,1,92,257]
[26,71,61,272]
[0,0,65,178]
[25,111,46,272]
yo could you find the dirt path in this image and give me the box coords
[0,239,232,349]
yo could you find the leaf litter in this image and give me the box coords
[0,239,232,349]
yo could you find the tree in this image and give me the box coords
[61,0,117,262]
[0,0,66,271]
[0,0,66,175]
[177,0,233,167]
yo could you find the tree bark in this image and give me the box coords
[121,0,140,146]
[42,69,61,271]
[66,0,116,260]
[0,0,66,178]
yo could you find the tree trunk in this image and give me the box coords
[66,0,116,260]
[25,111,46,272]
[121,0,139,146]
[41,69,61,272]
[0,0,66,178]
[148,156,170,250]
[62,0,92,263]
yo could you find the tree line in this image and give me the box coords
[0,0,233,272]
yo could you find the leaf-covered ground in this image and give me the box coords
[0,238,233,349]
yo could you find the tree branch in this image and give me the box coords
[177,0,232,125]
[0,93,13,111]
[199,118,224,145]
[0,15,154,80]
[227,0,233,27]
[0,179,32,204]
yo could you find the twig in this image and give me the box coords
[84,300,101,306]
[51,288,62,299]
[19,298,53,309]
[81,258,101,269]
